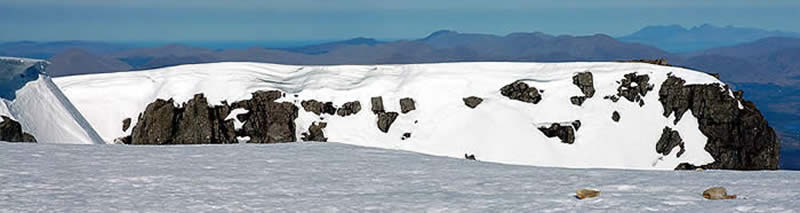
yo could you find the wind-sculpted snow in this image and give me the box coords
[0,142,798,212]
[0,57,103,144]
[56,62,754,169]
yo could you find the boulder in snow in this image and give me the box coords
[376,112,399,133]
[500,81,542,104]
[576,189,600,199]
[336,101,361,117]
[462,96,483,108]
[371,96,384,114]
[400,97,416,113]
[703,187,736,200]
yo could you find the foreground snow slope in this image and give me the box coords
[56,62,725,169]
[0,57,103,144]
[1,142,797,212]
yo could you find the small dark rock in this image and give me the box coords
[376,112,399,133]
[603,95,620,102]
[612,111,620,122]
[570,96,587,106]
[500,81,542,104]
[463,96,483,108]
[401,132,412,140]
[572,120,582,131]
[400,97,416,114]
[122,118,132,132]
[465,154,477,160]
[371,96,385,114]
[538,123,575,144]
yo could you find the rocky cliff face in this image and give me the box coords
[231,91,298,144]
[129,94,237,145]
[127,91,297,145]
[659,74,779,170]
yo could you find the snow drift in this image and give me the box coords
[54,62,773,169]
[0,57,103,144]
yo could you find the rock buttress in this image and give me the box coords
[233,90,299,144]
[660,74,779,170]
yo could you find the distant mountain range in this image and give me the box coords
[618,24,800,53]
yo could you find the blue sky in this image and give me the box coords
[1,0,799,41]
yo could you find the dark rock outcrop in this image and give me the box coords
[336,101,361,117]
[130,94,237,145]
[400,97,416,113]
[656,127,685,157]
[614,73,654,106]
[501,81,542,104]
[128,90,300,145]
[301,100,336,115]
[301,122,327,142]
[122,118,131,132]
[232,90,299,144]
[570,72,595,106]
[376,112,399,133]
[371,96,385,114]
[0,116,36,143]
[130,99,176,144]
[660,74,779,170]
[463,96,483,108]
[573,72,596,97]
[612,111,620,122]
[538,123,575,144]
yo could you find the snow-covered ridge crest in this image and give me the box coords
[0,57,104,144]
[54,61,775,169]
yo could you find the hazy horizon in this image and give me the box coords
[2,0,799,41]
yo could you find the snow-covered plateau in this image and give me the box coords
[1,142,798,212]
[53,61,778,170]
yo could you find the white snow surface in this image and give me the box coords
[0,57,103,144]
[55,62,728,169]
[1,142,798,212]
